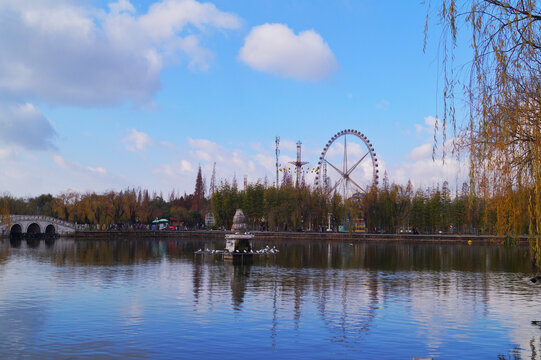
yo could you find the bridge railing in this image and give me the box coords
[5,215,76,229]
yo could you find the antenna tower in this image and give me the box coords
[275,136,280,190]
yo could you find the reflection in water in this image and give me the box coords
[44,238,55,248]
[192,254,204,304]
[1,238,533,272]
[529,341,537,360]
[226,262,250,310]
[26,238,40,249]
[9,236,22,248]
[0,237,539,359]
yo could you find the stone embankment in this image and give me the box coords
[62,230,530,243]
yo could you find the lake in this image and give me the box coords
[0,237,539,359]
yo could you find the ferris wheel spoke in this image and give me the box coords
[346,151,370,176]
[328,176,345,194]
[325,160,346,177]
[343,135,348,174]
[348,177,367,194]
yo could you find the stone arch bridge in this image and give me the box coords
[0,215,76,237]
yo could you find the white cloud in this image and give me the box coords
[0,0,241,106]
[53,154,108,177]
[155,137,283,190]
[87,166,107,175]
[384,115,468,188]
[253,153,275,172]
[187,137,227,162]
[187,137,224,151]
[53,155,68,169]
[123,128,180,153]
[0,144,131,195]
[280,139,298,152]
[391,157,466,189]
[0,102,56,151]
[391,139,466,189]
[238,23,338,81]
[0,148,15,160]
[425,115,438,127]
[415,115,439,134]
[109,0,136,14]
[154,160,194,181]
[325,141,366,160]
[408,143,433,160]
[180,160,193,172]
[123,128,154,152]
[194,150,212,162]
[176,35,214,72]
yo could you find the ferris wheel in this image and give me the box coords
[315,129,379,198]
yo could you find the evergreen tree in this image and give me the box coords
[192,165,205,212]
[209,162,216,196]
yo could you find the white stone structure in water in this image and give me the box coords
[231,209,247,233]
[225,209,253,254]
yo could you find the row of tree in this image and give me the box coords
[1,167,209,229]
[211,177,529,235]
[1,188,206,229]
[0,170,532,235]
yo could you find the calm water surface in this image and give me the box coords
[0,237,540,359]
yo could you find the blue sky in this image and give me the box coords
[0,0,468,197]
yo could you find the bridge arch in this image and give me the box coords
[45,224,56,235]
[27,223,41,235]
[10,224,22,234]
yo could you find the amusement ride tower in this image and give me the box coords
[289,141,309,188]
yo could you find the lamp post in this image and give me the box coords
[327,212,332,232]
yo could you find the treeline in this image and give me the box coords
[1,167,209,229]
[0,188,207,228]
[210,180,487,234]
[0,174,532,235]
[212,177,533,235]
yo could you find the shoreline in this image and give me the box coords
[12,230,529,243]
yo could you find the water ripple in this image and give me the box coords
[0,238,538,359]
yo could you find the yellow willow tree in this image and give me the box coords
[0,198,10,229]
[427,1,541,264]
